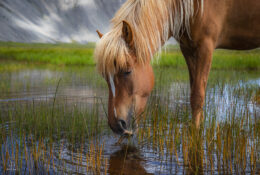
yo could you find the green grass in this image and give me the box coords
[0,42,259,70]
[0,42,95,66]
[156,48,260,70]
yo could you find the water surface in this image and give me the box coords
[0,66,259,174]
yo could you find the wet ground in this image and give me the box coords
[0,66,259,174]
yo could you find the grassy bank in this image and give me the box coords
[0,42,95,66]
[158,48,260,70]
[0,42,259,70]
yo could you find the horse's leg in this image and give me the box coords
[180,46,195,89]
[181,39,214,128]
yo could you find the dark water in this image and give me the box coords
[0,66,259,174]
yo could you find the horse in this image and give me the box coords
[94,0,260,135]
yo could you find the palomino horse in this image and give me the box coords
[95,0,260,135]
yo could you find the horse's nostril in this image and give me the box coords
[119,120,127,130]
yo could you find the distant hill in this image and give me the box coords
[0,0,125,43]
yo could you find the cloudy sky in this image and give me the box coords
[0,0,125,43]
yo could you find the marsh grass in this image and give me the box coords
[0,64,259,174]
[0,95,110,174]
[137,76,260,174]
[0,75,110,174]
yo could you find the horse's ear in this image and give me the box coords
[96,30,103,38]
[122,20,134,48]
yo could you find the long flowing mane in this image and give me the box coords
[95,0,203,75]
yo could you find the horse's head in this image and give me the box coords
[95,21,154,136]
[105,55,154,136]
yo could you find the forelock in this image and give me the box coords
[94,26,131,76]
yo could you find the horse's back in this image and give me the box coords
[216,0,260,50]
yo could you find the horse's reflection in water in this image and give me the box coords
[108,145,153,175]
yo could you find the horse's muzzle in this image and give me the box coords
[108,119,133,136]
[110,107,136,136]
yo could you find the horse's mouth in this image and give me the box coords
[116,129,134,145]
[123,129,133,136]
[118,120,134,137]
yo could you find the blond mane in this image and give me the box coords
[95,0,203,75]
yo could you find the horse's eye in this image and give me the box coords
[124,70,132,76]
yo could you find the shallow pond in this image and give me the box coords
[0,65,259,174]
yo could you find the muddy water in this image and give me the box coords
[0,66,259,174]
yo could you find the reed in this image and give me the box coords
[0,90,110,174]
[0,64,259,174]
[136,74,260,174]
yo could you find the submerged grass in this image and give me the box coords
[0,42,259,70]
[0,96,109,174]
[0,98,107,142]
[137,82,260,174]
[0,63,259,174]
